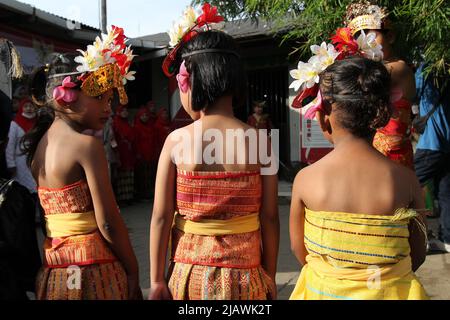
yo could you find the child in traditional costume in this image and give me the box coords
[22,27,141,300]
[155,107,172,155]
[113,105,136,204]
[149,3,279,300]
[133,106,157,199]
[289,47,428,298]
[344,1,416,169]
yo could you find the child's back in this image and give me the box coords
[289,57,428,300]
[299,138,421,215]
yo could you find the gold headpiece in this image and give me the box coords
[345,1,389,35]
[81,63,128,105]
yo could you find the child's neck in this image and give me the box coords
[201,96,234,118]
[333,133,373,150]
[55,116,86,134]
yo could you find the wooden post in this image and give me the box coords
[99,0,107,34]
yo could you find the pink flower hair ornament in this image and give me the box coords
[303,90,326,120]
[53,76,78,104]
[176,61,190,93]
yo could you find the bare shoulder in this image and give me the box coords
[72,133,105,160]
[385,59,414,77]
[292,163,319,198]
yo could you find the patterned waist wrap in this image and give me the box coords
[290,208,429,300]
[171,170,263,269]
[38,180,117,269]
[373,98,414,169]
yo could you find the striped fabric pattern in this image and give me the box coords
[290,208,429,300]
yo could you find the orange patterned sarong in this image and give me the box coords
[36,180,128,300]
[168,170,275,300]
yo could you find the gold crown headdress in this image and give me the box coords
[345,1,389,36]
[50,26,136,105]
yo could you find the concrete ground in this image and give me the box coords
[119,181,450,300]
[34,180,450,300]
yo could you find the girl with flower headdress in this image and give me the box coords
[289,56,428,300]
[149,4,279,301]
[344,0,416,169]
[21,27,141,300]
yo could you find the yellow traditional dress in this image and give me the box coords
[290,208,429,300]
[168,170,275,300]
[36,180,128,300]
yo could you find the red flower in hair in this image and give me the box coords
[331,28,359,59]
[197,3,224,27]
[112,25,127,50]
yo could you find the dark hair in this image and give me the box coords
[178,30,247,111]
[22,53,80,166]
[319,56,392,138]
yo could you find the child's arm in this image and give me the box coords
[149,133,176,300]
[260,173,280,298]
[409,174,428,272]
[78,136,140,299]
[290,172,308,266]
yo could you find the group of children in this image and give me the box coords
[111,102,171,204]
[14,2,433,300]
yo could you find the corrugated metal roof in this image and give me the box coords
[138,19,277,46]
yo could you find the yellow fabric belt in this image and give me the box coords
[45,211,98,238]
[174,213,260,236]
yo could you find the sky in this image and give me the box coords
[18,0,193,37]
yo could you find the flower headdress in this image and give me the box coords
[289,25,384,119]
[50,26,136,105]
[162,3,225,77]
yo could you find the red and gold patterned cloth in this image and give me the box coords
[169,170,275,300]
[36,180,128,300]
[373,98,414,169]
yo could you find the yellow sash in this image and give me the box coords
[45,211,98,238]
[174,213,260,236]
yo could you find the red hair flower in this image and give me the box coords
[331,27,359,59]
[197,3,224,27]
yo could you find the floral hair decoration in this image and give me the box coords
[162,3,225,78]
[50,26,136,105]
[176,61,190,93]
[53,76,78,104]
[290,29,384,120]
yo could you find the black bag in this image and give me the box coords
[0,179,42,300]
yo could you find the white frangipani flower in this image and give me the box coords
[356,30,384,61]
[168,6,200,48]
[168,23,185,47]
[309,42,340,71]
[289,61,321,92]
[180,6,197,30]
[123,71,136,84]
